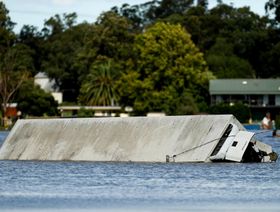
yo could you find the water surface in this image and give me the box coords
[0,131,280,211]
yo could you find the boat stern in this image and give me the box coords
[210,126,278,163]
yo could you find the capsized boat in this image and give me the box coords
[0,115,277,163]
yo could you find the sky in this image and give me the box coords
[1,0,270,32]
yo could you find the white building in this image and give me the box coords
[34,72,63,104]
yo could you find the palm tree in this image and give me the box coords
[79,60,118,106]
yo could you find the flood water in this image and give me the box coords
[0,130,280,211]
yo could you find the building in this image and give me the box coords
[34,72,63,104]
[58,106,123,117]
[209,79,280,119]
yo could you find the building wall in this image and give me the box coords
[211,94,280,107]
[52,92,63,104]
[276,95,280,106]
[34,73,63,104]
[34,78,55,92]
[263,95,269,106]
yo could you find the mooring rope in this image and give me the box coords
[172,135,235,158]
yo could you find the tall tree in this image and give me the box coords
[206,38,255,78]
[146,0,194,20]
[117,22,213,115]
[75,11,136,100]
[0,2,15,48]
[18,25,44,76]
[16,81,58,117]
[0,45,30,122]
[266,0,280,24]
[259,41,280,77]
[111,3,145,31]
[83,11,135,61]
[183,4,270,77]
[42,13,89,102]
[0,2,31,124]
[79,60,118,106]
[197,0,208,8]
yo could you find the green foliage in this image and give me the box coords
[43,13,77,36]
[16,81,58,117]
[79,60,118,106]
[259,42,280,78]
[1,0,280,117]
[206,38,255,78]
[0,2,15,48]
[266,0,280,24]
[173,92,199,115]
[0,22,33,120]
[183,4,271,78]
[117,22,213,115]
[18,25,45,76]
[77,108,94,117]
[197,0,208,8]
[209,102,250,123]
[79,11,135,62]
[42,17,89,102]
[74,12,136,103]
[152,0,194,19]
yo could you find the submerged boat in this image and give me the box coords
[0,115,277,163]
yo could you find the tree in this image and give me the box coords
[18,25,45,76]
[80,11,135,61]
[0,3,31,124]
[75,11,136,103]
[42,14,90,102]
[42,13,77,37]
[183,4,271,78]
[266,0,280,24]
[206,38,255,78]
[209,102,250,123]
[0,2,15,48]
[117,22,213,115]
[0,45,31,120]
[259,41,280,77]
[111,3,145,31]
[153,0,194,18]
[16,81,58,117]
[197,0,208,8]
[79,60,118,106]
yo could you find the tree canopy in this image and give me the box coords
[117,22,213,115]
[1,0,280,117]
[16,81,58,117]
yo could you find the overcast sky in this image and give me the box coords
[1,0,269,32]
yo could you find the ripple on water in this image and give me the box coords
[0,131,280,211]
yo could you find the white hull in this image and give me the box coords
[0,115,277,163]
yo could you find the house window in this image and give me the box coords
[276,95,280,106]
[249,95,263,106]
[222,95,230,104]
[268,95,275,106]
[230,95,247,104]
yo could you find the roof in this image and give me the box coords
[34,72,58,92]
[210,79,280,95]
[58,106,122,111]
[34,72,48,79]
